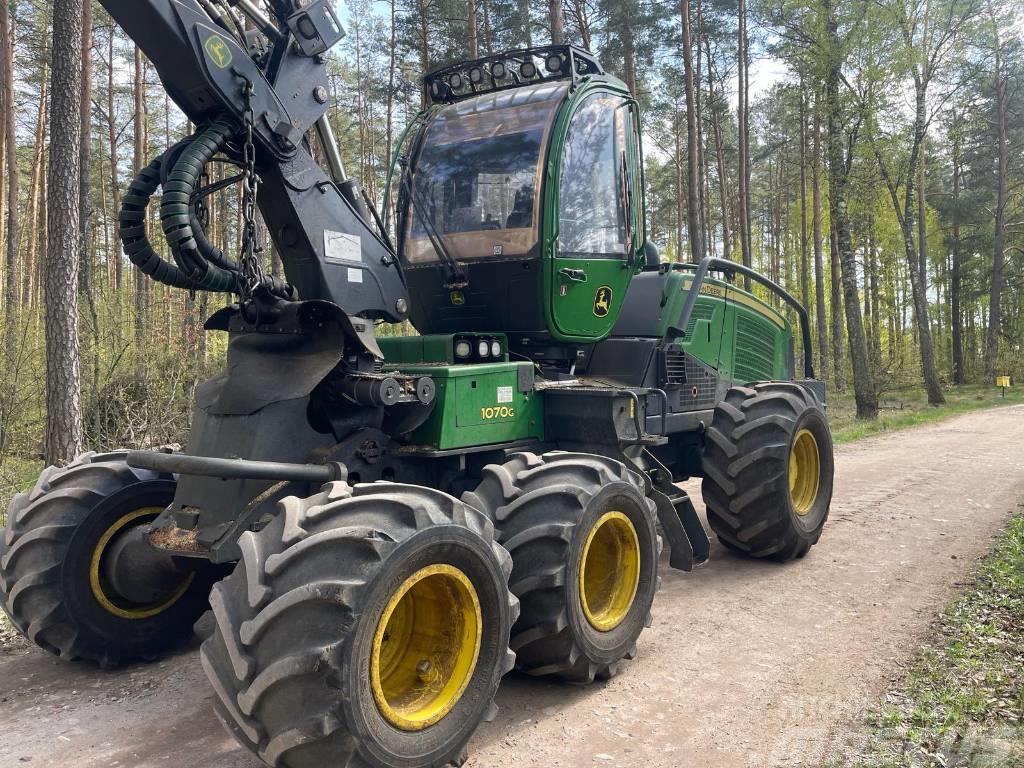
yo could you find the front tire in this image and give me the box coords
[464,452,660,684]
[701,383,834,561]
[0,451,214,665]
[201,481,517,768]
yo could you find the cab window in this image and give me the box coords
[558,93,630,259]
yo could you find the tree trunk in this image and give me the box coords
[812,93,828,384]
[827,127,877,417]
[620,7,637,97]
[548,0,563,44]
[520,0,532,47]
[950,116,965,384]
[383,0,397,233]
[108,25,122,292]
[736,0,752,288]
[680,0,704,262]
[467,0,478,58]
[134,46,147,383]
[2,0,15,315]
[23,68,48,310]
[79,0,92,296]
[706,36,730,261]
[672,106,684,257]
[798,82,809,313]
[45,0,84,464]
[903,81,944,404]
[824,0,875,415]
[985,20,1007,380]
[829,229,845,389]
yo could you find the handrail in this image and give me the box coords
[664,257,815,380]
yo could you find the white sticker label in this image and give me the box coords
[347,268,364,283]
[497,386,513,404]
[324,230,362,264]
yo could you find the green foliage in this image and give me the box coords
[829,384,1024,443]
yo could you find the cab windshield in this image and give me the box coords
[402,84,566,265]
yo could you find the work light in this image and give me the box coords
[478,340,490,358]
[455,341,472,359]
[491,61,507,79]
[520,61,536,79]
[491,341,502,358]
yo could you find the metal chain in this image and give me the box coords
[238,77,266,299]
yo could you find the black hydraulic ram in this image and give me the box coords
[667,256,816,380]
[127,450,343,483]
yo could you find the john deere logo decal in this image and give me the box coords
[593,286,613,318]
[204,34,233,69]
[450,290,465,306]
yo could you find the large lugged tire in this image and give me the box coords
[0,451,214,665]
[701,382,834,561]
[201,481,518,768]
[464,452,660,684]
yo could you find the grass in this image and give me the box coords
[828,384,1024,444]
[0,457,43,529]
[840,507,1024,767]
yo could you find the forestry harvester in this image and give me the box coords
[0,2,834,766]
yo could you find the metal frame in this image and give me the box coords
[667,257,816,380]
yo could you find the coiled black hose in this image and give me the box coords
[120,131,240,291]
[120,157,200,289]
[120,118,292,299]
[160,136,239,274]
[160,118,239,292]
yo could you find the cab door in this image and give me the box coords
[549,91,642,340]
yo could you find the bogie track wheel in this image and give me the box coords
[200,481,517,768]
[701,382,834,561]
[464,452,660,684]
[0,451,216,665]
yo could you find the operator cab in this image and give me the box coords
[395,46,646,359]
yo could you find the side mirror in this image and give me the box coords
[642,241,660,271]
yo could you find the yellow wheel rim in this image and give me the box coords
[789,429,821,516]
[371,564,482,731]
[579,511,641,632]
[89,508,194,620]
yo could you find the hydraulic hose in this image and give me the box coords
[160,119,240,293]
[120,157,199,289]
[160,136,240,274]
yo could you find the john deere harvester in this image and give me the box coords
[0,3,834,766]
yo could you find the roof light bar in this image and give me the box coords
[422,44,604,105]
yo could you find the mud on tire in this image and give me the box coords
[701,382,834,561]
[201,481,518,768]
[464,452,660,684]
[0,451,214,665]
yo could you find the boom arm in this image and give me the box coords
[99,0,409,324]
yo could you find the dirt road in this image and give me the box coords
[2,406,1023,768]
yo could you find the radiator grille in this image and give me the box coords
[684,300,716,338]
[734,314,777,382]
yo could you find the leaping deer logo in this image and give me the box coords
[205,34,233,69]
[593,286,613,318]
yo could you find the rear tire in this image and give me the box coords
[0,451,214,665]
[464,452,660,683]
[701,383,834,561]
[201,481,517,768]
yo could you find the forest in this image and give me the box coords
[0,0,1022,469]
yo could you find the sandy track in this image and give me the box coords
[2,406,1023,768]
